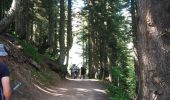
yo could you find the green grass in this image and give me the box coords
[19,40,43,64]
[31,68,59,85]
[106,83,131,100]
[17,38,60,85]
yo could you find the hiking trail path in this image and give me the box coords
[35,78,109,100]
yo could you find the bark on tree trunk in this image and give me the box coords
[0,0,21,33]
[88,5,95,79]
[58,0,66,65]
[0,0,2,20]
[65,0,73,66]
[136,0,170,99]
[15,0,27,39]
[48,0,55,47]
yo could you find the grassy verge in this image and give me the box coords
[31,68,60,85]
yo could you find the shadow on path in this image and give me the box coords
[35,78,109,100]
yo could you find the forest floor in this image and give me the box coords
[35,78,109,100]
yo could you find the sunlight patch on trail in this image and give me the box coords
[67,78,100,82]
[74,88,89,92]
[58,88,68,91]
[44,87,58,92]
[33,83,63,96]
[93,89,107,94]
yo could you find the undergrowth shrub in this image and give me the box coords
[106,56,136,100]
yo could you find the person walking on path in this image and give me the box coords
[70,64,79,79]
[0,44,11,100]
[81,66,86,79]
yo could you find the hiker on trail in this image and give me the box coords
[70,64,79,79]
[81,66,86,79]
[74,66,79,79]
[0,44,11,100]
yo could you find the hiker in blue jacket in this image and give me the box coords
[0,44,11,100]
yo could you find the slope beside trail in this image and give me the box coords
[35,78,109,100]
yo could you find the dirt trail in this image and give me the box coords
[35,78,109,100]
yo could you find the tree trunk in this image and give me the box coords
[48,0,55,47]
[15,0,27,39]
[0,0,2,20]
[136,0,170,99]
[66,0,73,66]
[0,0,21,33]
[52,4,59,56]
[88,1,95,78]
[58,0,66,65]
[99,38,105,80]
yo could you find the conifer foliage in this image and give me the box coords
[80,0,136,99]
[0,0,73,69]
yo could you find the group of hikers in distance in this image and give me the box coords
[70,64,86,79]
